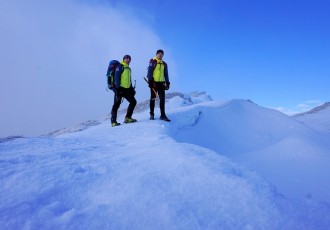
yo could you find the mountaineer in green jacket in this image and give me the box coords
[147,49,171,122]
[111,55,137,127]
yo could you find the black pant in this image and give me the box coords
[111,87,137,123]
[150,82,166,116]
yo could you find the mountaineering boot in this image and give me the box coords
[150,113,154,120]
[124,117,137,124]
[160,115,171,122]
[111,121,121,127]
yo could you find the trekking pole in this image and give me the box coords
[144,77,158,98]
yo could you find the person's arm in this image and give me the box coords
[164,62,169,82]
[114,64,123,88]
[147,59,156,81]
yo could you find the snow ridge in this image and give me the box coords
[293,102,330,132]
[1,93,330,229]
[293,102,330,117]
[45,120,101,137]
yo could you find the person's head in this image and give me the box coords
[123,54,131,64]
[156,49,164,60]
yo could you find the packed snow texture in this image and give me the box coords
[1,92,330,229]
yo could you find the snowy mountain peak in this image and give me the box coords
[45,120,101,137]
[1,94,330,229]
[44,91,212,137]
[293,102,330,132]
[293,102,330,117]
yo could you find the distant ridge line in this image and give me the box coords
[293,102,330,117]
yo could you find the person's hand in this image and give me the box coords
[116,87,122,95]
[109,83,116,90]
[148,79,155,88]
[165,81,170,90]
[130,87,136,96]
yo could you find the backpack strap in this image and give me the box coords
[150,58,157,70]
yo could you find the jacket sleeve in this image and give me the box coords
[114,64,123,88]
[106,62,111,77]
[164,62,169,82]
[107,75,111,86]
[147,59,155,81]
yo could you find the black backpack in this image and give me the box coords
[106,60,120,89]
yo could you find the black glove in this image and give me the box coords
[108,83,115,90]
[148,79,155,88]
[165,81,170,90]
[130,87,136,96]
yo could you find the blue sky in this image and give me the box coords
[124,0,330,112]
[1,0,329,136]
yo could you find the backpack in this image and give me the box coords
[106,60,120,89]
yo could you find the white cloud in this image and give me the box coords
[0,0,169,137]
[274,100,323,116]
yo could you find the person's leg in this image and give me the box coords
[124,89,137,120]
[158,88,166,116]
[157,83,170,121]
[111,94,122,125]
[149,88,156,119]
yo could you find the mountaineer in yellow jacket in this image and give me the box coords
[111,55,137,127]
[147,49,171,121]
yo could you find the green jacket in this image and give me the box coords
[147,57,169,82]
[115,61,132,88]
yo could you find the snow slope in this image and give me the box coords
[1,93,330,229]
[293,102,330,132]
[172,99,330,203]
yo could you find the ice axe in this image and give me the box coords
[144,77,158,98]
